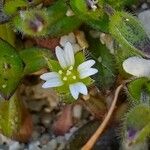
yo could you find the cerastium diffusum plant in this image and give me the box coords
[40,42,98,100]
[0,0,150,149]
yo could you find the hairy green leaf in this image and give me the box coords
[0,39,24,99]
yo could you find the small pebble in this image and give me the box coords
[60,33,76,47]
[40,134,50,145]
[46,139,57,150]
[141,3,148,9]
[28,141,41,150]
[9,142,21,150]
[41,113,52,128]
[73,105,82,120]
[31,130,40,141]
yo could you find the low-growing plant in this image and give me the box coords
[0,0,149,149]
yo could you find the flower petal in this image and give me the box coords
[123,56,150,77]
[77,60,96,72]
[69,82,88,99]
[40,72,60,81]
[75,82,88,95]
[55,46,67,69]
[42,77,63,88]
[69,84,79,99]
[79,68,98,79]
[64,42,75,66]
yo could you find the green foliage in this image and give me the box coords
[47,15,81,37]
[1,0,150,147]
[109,11,150,57]
[123,105,150,145]
[127,78,149,102]
[12,0,81,37]
[70,0,109,32]
[0,93,22,137]
[86,32,116,90]
[0,39,24,99]
[0,23,15,46]
[19,47,53,75]
[13,9,49,37]
[105,0,138,10]
[4,0,43,15]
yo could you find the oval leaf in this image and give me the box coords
[0,39,24,99]
[19,47,53,75]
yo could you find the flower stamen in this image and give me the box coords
[69,66,73,70]
[72,76,77,80]
[58,70,63,74]
[63,76,68,81]
[66,70,72,76]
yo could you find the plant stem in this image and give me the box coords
[81,84,124,150]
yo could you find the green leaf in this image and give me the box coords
[86,33,116,90]
[47,15,82,37]
[123,105,150,144]
[109,12,150,57]
[13,9,50,37]
[12,0,71,37]
[4,0,27,15]
[0,23,15,46]
[70,0,109,32]
[127,78,148,101]
[19,47,53,75]
[0,93,22,137]
[0,39,24,99]
[104,0,138,10]
[4,0,43,15]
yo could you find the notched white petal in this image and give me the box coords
[64,42,75,66]
[42,78,63,88]
[69,84,79,99]
[40,72,60,81]
[77,60,96,72]
[55,46,67,69]
[123,56,150,77]
[69,82,88,99]
[76,82,88,95]
[79,68,98,79]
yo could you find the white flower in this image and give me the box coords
[122,56,150,77]
[40,42,98,99]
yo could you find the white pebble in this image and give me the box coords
[72,44,82,53]
[73,105,82,119]
[56,136,66,144]
[47,139,57,150]
[9,142,21,150]
[60,33,76,47]
[29,141,41,150]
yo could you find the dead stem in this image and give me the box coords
[81,84,124,150]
